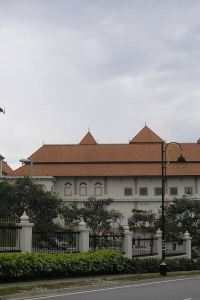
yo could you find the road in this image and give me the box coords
[25,276,200,300]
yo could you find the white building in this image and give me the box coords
[12,126,200,224]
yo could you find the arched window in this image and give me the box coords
[94,182,102,196]
[64,182,72,196]
[79,182,87,196]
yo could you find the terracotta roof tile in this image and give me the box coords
[12,162,199,177]
[79,132,97,145]
[2,161,13,175]
[130,125,163,143]
[11,126,200,177]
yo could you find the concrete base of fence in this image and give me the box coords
[18,212,34,253]
[184,231,192,259]
[123,226,132,259]
[156,229,162,259]
[78,220,89,253]
[155,229,192,260]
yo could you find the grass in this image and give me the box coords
[1,271,200,297]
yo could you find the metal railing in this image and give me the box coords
[32,228,80,253]
[132,237,158,257]
[0,219,21,253]
[89,234,124,251]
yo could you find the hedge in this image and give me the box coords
[0,250,200,281]
[0,250,125,280]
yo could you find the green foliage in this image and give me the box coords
[0,250,125,280]
[123,257,200,274]
[128,209,157,235]
[0,177,63,229]
[62,197,123,233]
[1,251,200,281]
[158,199,200,247]
[62,203,83,229]
[82,197,123,234]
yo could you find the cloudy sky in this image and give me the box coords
[1,0,200,169]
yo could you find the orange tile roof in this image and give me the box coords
[11,127,200,177]
[79,132,97,145]
[130,125,164,143]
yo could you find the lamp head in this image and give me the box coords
[177,153,186,163]
[19,158,32,165]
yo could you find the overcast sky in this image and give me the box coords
[1,0,200,169]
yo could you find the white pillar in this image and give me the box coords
[123,225,132,259]
[184,231,192,259]
[78,220,89,253]
[18,212,34,253]
[156,229,162,259]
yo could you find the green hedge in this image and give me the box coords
[1,251,200,281]
[124,257,200,274]
[0,250,125,280]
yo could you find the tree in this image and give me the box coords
[62,203,83,229]
[82,197,123,235]
[128,209,158,236]
[160,198,200,248]
[0,177,63,229]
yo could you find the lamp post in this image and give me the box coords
[160,141,186,276]
[19,158,33,178]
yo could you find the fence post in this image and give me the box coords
[78,220,89,253]
[156,229,162,259]
[123,225,132,259]
[184,231,192,259]
[18,212,34,253]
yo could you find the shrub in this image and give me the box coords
[1,251,200,281]
[0,250,125,280]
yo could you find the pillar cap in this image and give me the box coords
[20,211,29,223]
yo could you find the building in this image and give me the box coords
[0,155,13,176]
[12,126,200,223]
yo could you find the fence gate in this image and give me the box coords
[0,219,21,253]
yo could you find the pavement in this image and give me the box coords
[0,273,147,300]
[0,272,200,300]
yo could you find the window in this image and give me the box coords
[139,187,148,196]
[154,187,162,196]
[170,187,178,196]
[124,188,133,196]
[184,187,193,195]
[64,182,72,196]
[95,182,102,196]
[79,182,87,196]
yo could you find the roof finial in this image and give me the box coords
[145,122,147,126]
[88,126,90,132]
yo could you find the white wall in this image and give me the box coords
[51,176,200,225]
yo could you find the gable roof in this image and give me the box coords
[79,132,97,145]
[130,125,163,143]
[11,126,200,177]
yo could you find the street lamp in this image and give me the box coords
[0,107,5,114]
[160,141,186,276]
[19,158,33,178]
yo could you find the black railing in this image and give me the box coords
[132,237,158,257]
[89,234,124,251]
[33,228,80,253]
[0,219,21,253]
